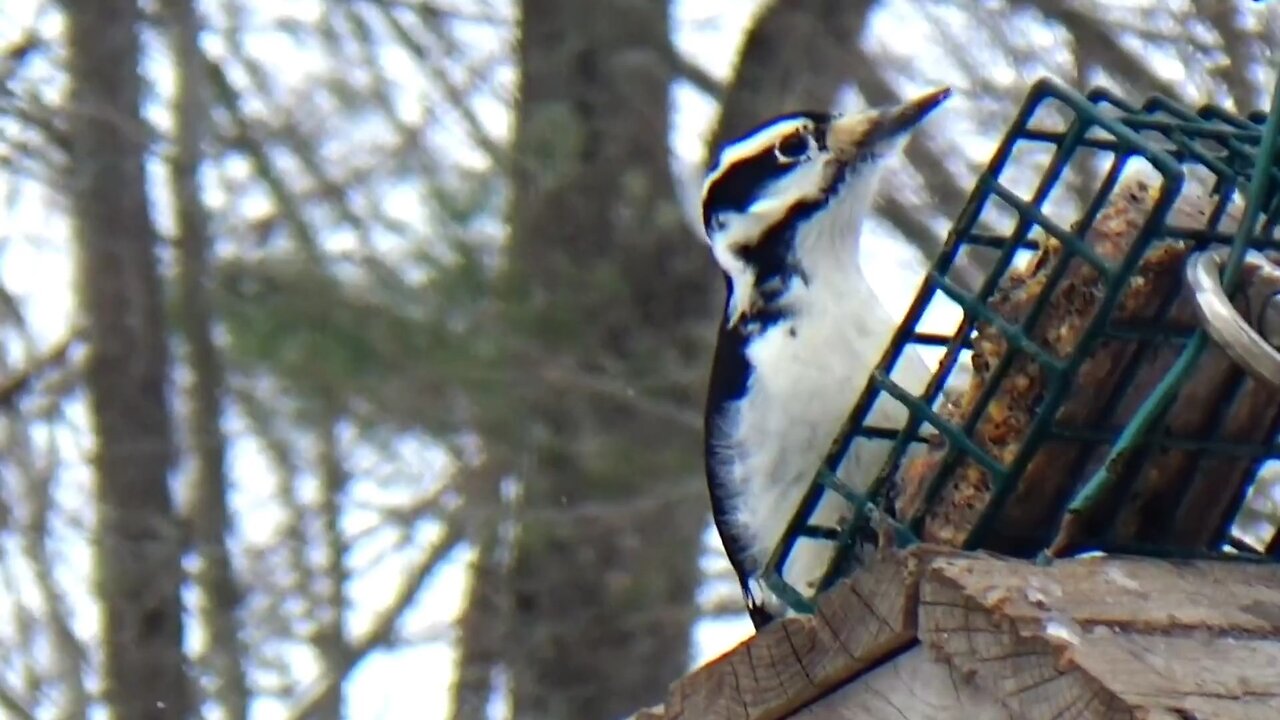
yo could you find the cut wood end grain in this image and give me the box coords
[922,553,1280,720]
[663,547,931,720]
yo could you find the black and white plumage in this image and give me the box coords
[699,89,950,628]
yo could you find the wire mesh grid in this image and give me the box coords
[764,77,1280,614]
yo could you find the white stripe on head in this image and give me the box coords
[710,159,833,252]
[701,117,817,206]
[706,157,837,326]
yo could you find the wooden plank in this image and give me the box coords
[637,552,1280,719]
[791,645,1011,719]
[926,553,1280,630]
[663,549,927,720]
[1073,632,1280,720]
[920,554,1280,720]
[921,561,1133,720]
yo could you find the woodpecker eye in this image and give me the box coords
[774,132,812,162]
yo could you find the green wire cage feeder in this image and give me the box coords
[766,76,1280,615]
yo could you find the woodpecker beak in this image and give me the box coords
[826,87,951,161]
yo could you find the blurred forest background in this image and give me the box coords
[0,1,1277,719]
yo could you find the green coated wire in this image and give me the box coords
[1059,69,1280,533]
[767,77,1280,614]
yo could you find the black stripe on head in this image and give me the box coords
[701,111,832,232]
[727,156,860,334]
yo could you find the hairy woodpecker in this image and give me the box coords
[700,88,950,628]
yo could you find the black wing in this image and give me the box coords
[703,293,776,629]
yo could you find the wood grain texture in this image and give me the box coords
[790,645,1010,719]
[921,554,1280,720]
[663,549,924,720]
[637,551,1280,719]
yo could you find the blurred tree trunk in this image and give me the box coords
[62,0,191,717]
[311,412,350,720]
[707,0,868,155]
[501,0,708,717]
[165,0,250,717]
[449,459,509,720]
[488,2,908,716]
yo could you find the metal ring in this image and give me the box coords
[1186,246,1280,389]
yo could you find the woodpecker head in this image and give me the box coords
[700,88,951,326]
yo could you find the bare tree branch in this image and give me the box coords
[0,685,38,720]
[202,56,324,260]
[666,42,725,100]
[6,404,88,717]
[1016,0,1186,100]
[283,522,465,720]
[388,5,511,166]
[0,329,81,410]
[1193,0,1262,111]
[165,0,250,716]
